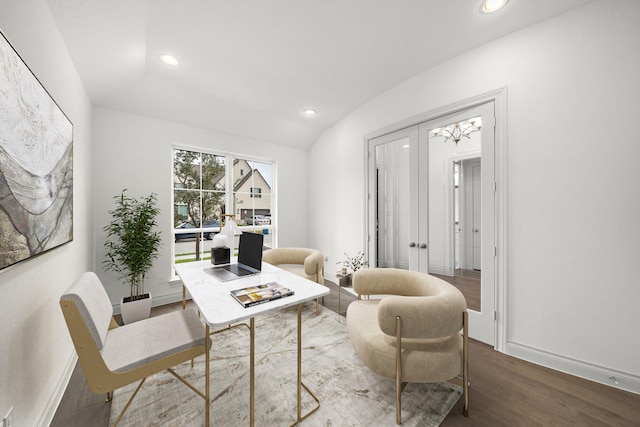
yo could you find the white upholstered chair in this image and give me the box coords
[262,247,325,314]
[346,268,469,424]
[59,272,211,426]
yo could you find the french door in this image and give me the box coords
[367,102,496,345]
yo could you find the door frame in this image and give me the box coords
[363,88,508,351]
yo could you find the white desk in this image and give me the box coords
[174,261,330,427]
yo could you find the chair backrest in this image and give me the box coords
[262,247,313,265]
[353,268,466,339]
[263,247,324,282]
[60,272,113,350]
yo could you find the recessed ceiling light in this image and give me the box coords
[160,54,179,66]
[482,0,508,13]
[303,109,317,116]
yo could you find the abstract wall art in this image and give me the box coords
[0,30,73,270]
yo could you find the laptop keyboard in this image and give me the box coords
[227,264,254,276]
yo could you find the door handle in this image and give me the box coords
[409,242,416,247]
[419,243,427,249]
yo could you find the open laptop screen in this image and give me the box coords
[237,232,263,270]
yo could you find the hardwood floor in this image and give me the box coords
[52,280,640,426]
[432,270,481,312]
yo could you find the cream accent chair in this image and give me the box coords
[346,268,469,424]
[262,247,325,314]
[60,272,211,426]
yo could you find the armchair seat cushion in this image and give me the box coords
[347,300,462,383]
[102,309,206,373]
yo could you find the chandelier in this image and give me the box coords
[431,117,482,144]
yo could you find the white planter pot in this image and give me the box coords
[120,293,152,324]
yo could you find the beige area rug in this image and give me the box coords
[110,305,462,426]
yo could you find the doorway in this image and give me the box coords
[367,101,496,345]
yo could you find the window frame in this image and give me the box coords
[171,144,275,274]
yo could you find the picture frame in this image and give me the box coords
[0,30,73,271]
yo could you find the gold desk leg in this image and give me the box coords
[182,285,186,310]
[297,304,302,420]
[290,303,321,427]
[205,324,211,427]
[250,317,255,427]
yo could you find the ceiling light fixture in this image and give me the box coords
[431,117,482,144]
[482,0,508,13]
[303,109,317,116]
[160,54,179,66]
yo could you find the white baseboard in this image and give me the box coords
[506,341,640,395]
[35,352,77,427]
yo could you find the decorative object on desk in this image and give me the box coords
[210,234,230,265]
[0,30,73,271]
[103,190,161,324]
[230,282,294,307]
[220,213,242,254]
[109,305,462,426]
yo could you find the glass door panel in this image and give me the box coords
[367,126,420,270]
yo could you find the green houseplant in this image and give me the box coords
[103,190,161,323]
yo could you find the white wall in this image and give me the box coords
[0,1,94,425]
[310,0,640,392]
[92,108,310,307]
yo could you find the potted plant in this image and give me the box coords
[103,190,161,324]
[336,251,368,287]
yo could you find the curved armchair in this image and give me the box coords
[346,268,468,424]
[262,247,325,314]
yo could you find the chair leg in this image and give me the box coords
[462,311,469,417]
[396,316,402,425]
[112,378,147,427]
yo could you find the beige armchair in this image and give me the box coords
[346,268,469,424]
[60,272,211,426]
[262,247,325,314]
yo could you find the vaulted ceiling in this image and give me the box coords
[47,0,596,150]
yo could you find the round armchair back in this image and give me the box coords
[353,268,466,338]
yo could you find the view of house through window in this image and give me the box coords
[173,148,273,265]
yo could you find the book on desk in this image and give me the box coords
[230,282,295,308]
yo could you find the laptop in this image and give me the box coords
[208,232,264,282]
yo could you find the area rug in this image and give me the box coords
[109,305,462,426]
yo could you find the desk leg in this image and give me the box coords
[250,317,255,427]
[291,303,321,426]
[297,304,302,420]
[205,324,210,427]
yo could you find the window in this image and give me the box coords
[173,148,274,265]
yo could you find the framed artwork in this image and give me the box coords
[0,30,73,270]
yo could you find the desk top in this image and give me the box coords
[174,261,330,327]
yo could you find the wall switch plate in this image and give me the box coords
[2,407,13,427]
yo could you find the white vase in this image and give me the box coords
[120,293,152,324]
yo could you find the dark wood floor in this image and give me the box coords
[52,280,640,426]
[433,269,481,312]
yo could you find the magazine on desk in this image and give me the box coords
[230,282,295,308]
